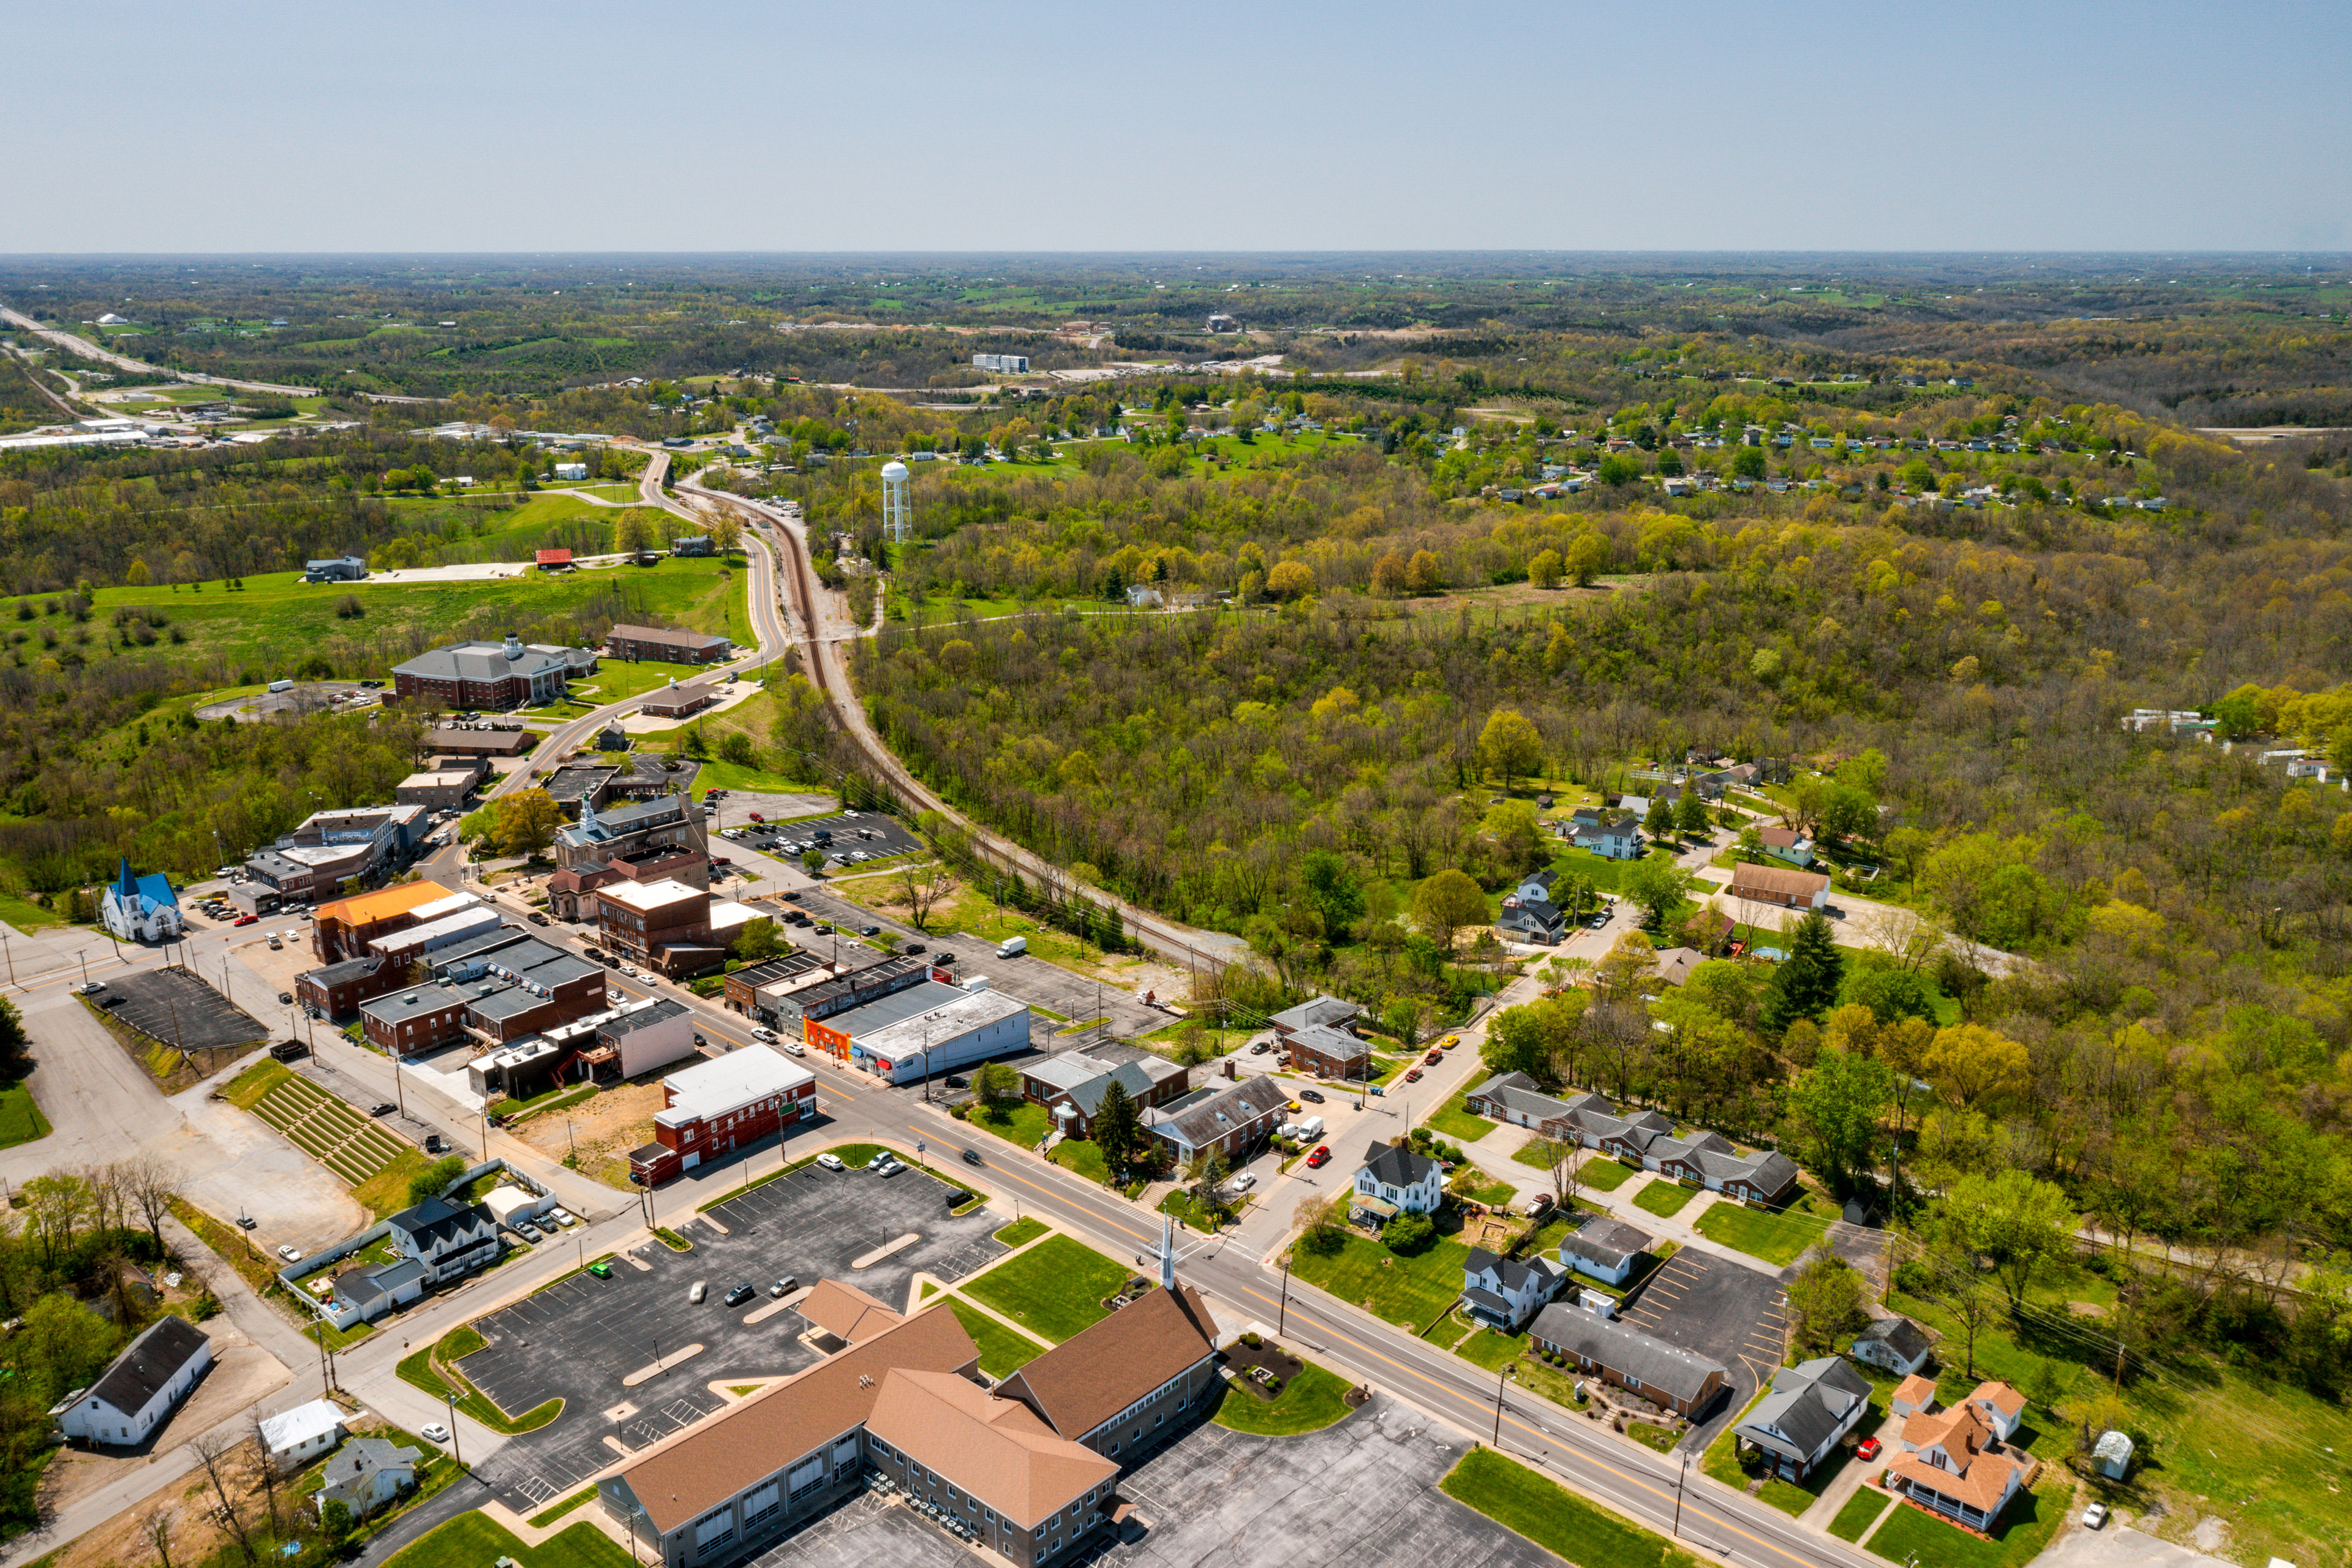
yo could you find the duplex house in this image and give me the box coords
[1461,1247,1567,1330]
[1527,1305,1729,1417]
[1733,1357,1874,1481]
[1139,1076,1289,1165]
[1725,861,1830,911]
[1282,1022,1370,1080]
[49,1316,213,1448]
[1852,1315,1936,1378]
[1885,1384,2039,1532]
[1566,807,1640,859]
[1557,1215,1654,1286]
[383,1196,502,1284]
[1350,1139,1444,1222]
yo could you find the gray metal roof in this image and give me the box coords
[1270,995,1359,1033]
[80,1314,209,1415]
[1736,1357,1871,1461]
[1141,1074,1288,1149]
[1527,1305,1728,1404]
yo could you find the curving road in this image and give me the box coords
[0,306,318,397]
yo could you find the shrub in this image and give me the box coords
[1385,1211,1436,1253]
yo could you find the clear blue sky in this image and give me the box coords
[14,0,2348,252]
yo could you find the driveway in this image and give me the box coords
[1615,1247,1787,1449]
[462,1155,1008,1509]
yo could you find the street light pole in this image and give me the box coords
[445,1393,464,1470]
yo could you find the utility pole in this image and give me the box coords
[1492,1362,1513,1445]
[1673,1450,1691,1537]
[1278,1255,1291,1335]
[445,1393,464,1470]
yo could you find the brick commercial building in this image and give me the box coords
[641,680,720,719]
[244,805,430,906]
[295,955,405,1020]
[357,929,607,1055]
[1281,1020,1371,1080]
[720,952,832,1015]
[592,878,755,976]
[391,634,598,711]
[312,881,458,962]
[1139,1076,1291,1166]
[600,1232,1218,1568]
[548,795,707,921]
[605,623,733,665]
[1527,1303,1730,1417]
[394,769,480,812]
[737,951,941,1032]
[628,1047,816,1185]
[1725,861,1831,912]
[421,726,533,759]
[1020,1047,1191,1139]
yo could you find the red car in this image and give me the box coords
[1405,1068,1423,1082]
[234,914,258,927]
[748,812,764,822]
[1855,1438,1882,1463]
[1305,1145,1330,1168]
[1423,1049,1444,1065]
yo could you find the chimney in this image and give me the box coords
[503,633,524,660]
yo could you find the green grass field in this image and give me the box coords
[57,555,745,680]
[1828,1488,1894,1543]
[0,889,68,930]
[1212,1362,1355,1435]
[1577,1154,1640,1189]
[961,1234,1129,1343]
[1691,1192,1836,1267]
[993,1216,1048,1248]
[383,1514,630,1568]
[1632,1180,1702,1219]
[1440,1447,1704,1568]
[1425,1087,1495,1142]
[943,1297,1047,1378]
[0,1082,51,1148]
[1864,1481,2067,1568]
[1286,1231,1472,1330]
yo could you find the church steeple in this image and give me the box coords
[1158,1213,1176,1292]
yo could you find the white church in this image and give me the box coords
[100,858,183,943]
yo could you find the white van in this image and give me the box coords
[1295,1115,1325,1141]
[997,935,1028,959]
[266,679,295,693]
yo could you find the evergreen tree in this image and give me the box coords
[1762,912,1845,1034]
[1095,1079,1141,1175]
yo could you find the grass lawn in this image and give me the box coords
[1425,1087,1495,1142]
[1828,1488,1894,1543]
[222,1057,295,1109]
[1864,1479,2068,1568]
[1632,1180,1702,1219]
[526,1489,598,1529]
[1212,1362,1355,1436]
[1286,1231,1471,1331]
[1452,1172,1518,1208]
[383,1514,633,1568]
[993,1216,1047,1248]
[687,756,827,799]
[966,1099,1054,1150]
[0,889,67,929]
[1584,1155,1642,1190]
[1440,1446,1703,1568]
[351,1147,432,1220]
[961,1234,1128,1343]
[1691,1191,1837,1268]
[1048,1137,1113,1185]
[397,1330,562,1434]
[943,1298,1047,1378]
[0,1082,51,1148]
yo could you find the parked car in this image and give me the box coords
[528,913,549,926]
[369,1102,396,1117]
[235,915,257,927]
[1305,1145,1330,1168]
[1300,1088,1325,1103]
[277,990,293,1004]
[815,1152,845,1172]
[1229,1172,1257,1192]
[1423,1049,1444,1065]
[858,924,880,937]
[276,1244,303,1262]
[514,1221,542,1241]
[548,1207,576,1227]
[587,1261,612,1280]
[76,980,105,995]
[421,1423,451,1444]
[723,1283,755,1307]
[424,1134,445,1154]
[1855,1437,1882,1463]
[783,1041,805,1057]
[1404,1068,1423,1082]
[903,941,925,955]
[689,1281,707,1304]
[1251,1040,1271,1054]
[2081,1502,2107,1530]
[770,1275,798,1297]
[752,1026,777,1042]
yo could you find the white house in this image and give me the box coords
[1349,1139,1444,1221]
[1556,1215,1654,1286]
[1887,1383,2039,1532]
[1461,1247,1566,1330]
[258,1400,346,1469]
[383,1195,502,1284]
[554,461,589,481]
[1852,1314,1935,1377]
[1733,1356,1874,1481]
[50,1316,213,1447]
[317,1436,421,1517]
[100,858,183,943]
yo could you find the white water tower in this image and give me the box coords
[881,459,911,545]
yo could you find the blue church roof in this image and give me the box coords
[114,858,178,912]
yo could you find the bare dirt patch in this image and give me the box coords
[515,1077,665,1188]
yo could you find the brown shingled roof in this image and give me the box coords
[618,1301,977,1534]
[995,1284,1218,1440]
[1726,861,1831,899]
[865,1370,1117,1529]
[799,1279,903,1344]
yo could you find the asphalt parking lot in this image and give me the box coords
[93,967,268,1049]
[1616,1247,1787,1449]
[745,1396,1559,1568]
[462,1155,1009,1509]
[722,810,921,872]
[957,950,1166,1044]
